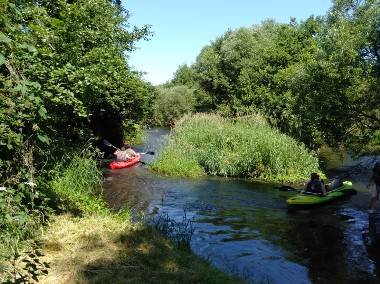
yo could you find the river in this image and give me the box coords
[102,127,380,284]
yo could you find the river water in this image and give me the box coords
[102,127,380,284]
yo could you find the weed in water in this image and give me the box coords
[150,207,195,249]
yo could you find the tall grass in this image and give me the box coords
[49,145,134,220]
[151,113,322,181]
[49,147,108,216]
[0,145,129,283]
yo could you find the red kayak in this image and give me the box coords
[109,153,141,169]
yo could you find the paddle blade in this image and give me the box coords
[103,139,116,148]
[137,151,155,155]
[276,185,300,192]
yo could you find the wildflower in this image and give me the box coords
[0,187,7,192]
[25,181,37,187]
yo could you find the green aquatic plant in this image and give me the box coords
[151,207,195,249]
[151,113,322,181]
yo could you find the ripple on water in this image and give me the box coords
[102,128,380,284]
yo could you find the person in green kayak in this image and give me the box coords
[303,172,327,195]
[367,161,380,214]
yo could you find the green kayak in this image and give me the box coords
[286,180,354,208]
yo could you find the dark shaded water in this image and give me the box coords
[102,127,380,284]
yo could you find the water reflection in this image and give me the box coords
[101,127,380,284]
[364,214,380,277]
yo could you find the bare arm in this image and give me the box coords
[321,183,327,195]
[367,170,375,188]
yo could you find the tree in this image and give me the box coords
[287,0,380,152]
[169,0,380,153]
[154,85,195,126]
[0,0,154,188]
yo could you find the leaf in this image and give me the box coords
[37,134,50,145]
[38,106,47,118]
[19,43,37,52]
[0,53,6,65]
[14,84,29,94]
[0,33,12,43]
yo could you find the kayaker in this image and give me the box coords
[114,145,131,161]
[125,145,136,157]
[303,172,327,195]
[367,161,380,214]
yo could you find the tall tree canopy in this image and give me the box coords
[170,0,380,153]
[0,0,154,187]
[288,0,380,151]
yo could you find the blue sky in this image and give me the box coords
[122,0,333,85]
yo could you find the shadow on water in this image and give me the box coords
[101,127,380,284]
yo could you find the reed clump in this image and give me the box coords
[151,113,322,181]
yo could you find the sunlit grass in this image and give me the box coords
[151,113,322,181]
[39,214,245,284]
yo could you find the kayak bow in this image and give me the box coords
[109,153,141,169]
[286,180,354,208]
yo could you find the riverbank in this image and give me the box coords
[0,147,244,283]
[37,213,245,284]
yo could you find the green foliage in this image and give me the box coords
[170,63,198,88]
[283,2,377,149]
[0,0,154,186]
[153,85,195,126]
[151,113,321,180]
[49,146,107,216]
[170,1,380,153]
[0,0,153,201]
[150,145,206,177]
[1,0,153,277]
[191,20,316,118]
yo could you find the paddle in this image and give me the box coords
[276,186,322,195]
[103,139,155,155]
[103,139,117,149]
[276,186,328,197]
[275,184,357,195]
[275,185,302,192]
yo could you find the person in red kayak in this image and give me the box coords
[114,145,136,161]
[126,145,136,157]
[303,172,327,195]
